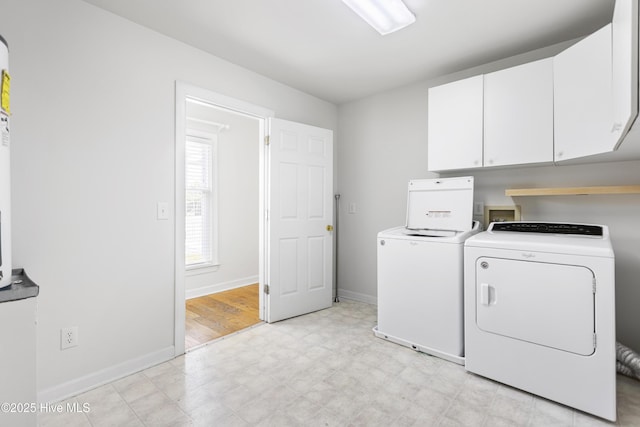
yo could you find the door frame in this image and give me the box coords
[174,82,273,356]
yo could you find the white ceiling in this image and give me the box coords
[81,0,615,104]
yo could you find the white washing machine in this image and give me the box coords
[464,222,616,421]
[375,177,480,364]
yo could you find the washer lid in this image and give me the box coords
[379,221,481,243]
[406,176,474,232]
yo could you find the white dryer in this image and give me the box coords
[376,177,481,364]
[464,222,616,421]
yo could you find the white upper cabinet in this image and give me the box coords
[427,0,638,170]
[612,0,638,144]
[554,24,613,162]
[427,76,483,171]
[554,0,637,162]
[484,58,554,167]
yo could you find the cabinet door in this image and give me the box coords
[427,76,483,171]
[554,24,613,161]
[484,58,553,167]
[612,0,638,145]
[0,298,37,427]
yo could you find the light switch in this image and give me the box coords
[348,203,357,214]
[157,202,169,220]
[474,202,484,216]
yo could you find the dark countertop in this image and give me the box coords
[0,269,39,303]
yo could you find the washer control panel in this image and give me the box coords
[489,222,603,236]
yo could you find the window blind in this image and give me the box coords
[185,138,213,266]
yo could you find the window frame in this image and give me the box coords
[184,129,219,272]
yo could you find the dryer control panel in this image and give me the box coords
[489,222,603,236]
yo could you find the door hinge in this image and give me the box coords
[264,135,270,145]
[264,284,270,295]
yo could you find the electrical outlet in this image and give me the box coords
[61,326,78,350]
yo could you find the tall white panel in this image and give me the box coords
[307,166,324,219]
[307,236,324,290]
[0,298,37,427]
[279,238,298,295]
[279,163,298,219]
[0,36,11,288]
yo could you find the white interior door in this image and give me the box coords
[265,118,333,323]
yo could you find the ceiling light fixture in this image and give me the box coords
[341,0,416,35]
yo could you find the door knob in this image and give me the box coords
[326,225,334,231]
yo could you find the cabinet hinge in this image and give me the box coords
[264,284,270,295]
[264,135,270,145]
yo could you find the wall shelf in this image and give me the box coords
[505,185,640,197]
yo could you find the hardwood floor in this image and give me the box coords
[185,283,261,350]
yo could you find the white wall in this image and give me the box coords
[1,0,336,400]
[337,42,640,352]
[184,104,260,298]
[337,83,434,303]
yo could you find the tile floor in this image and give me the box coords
[39,300,640,426]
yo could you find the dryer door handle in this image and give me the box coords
[480,283,494,305]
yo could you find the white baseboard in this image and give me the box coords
[185,275,258,300]
[38,346,175,404]
[337,289,377,305]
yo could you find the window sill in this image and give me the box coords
[186,262,220,276]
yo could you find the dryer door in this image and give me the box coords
[475,257,595,356]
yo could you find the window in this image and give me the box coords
[185,133,217,268]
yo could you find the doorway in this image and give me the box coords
[174,82,274,356]
[175,83,335,356]
[185,283,260,350]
